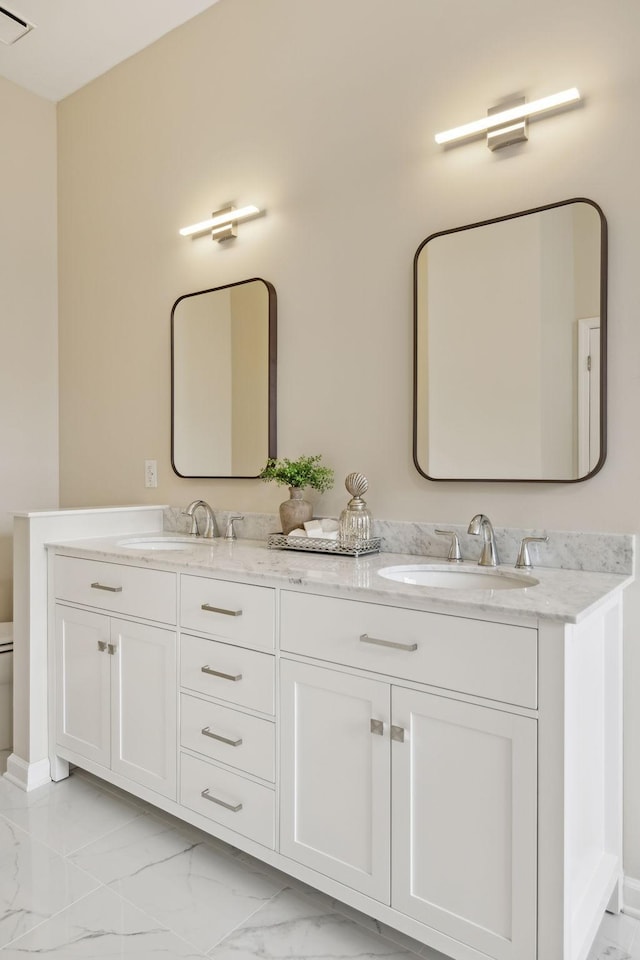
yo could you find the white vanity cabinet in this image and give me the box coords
[391,687,537,960]
[280,659,391,901]
[54,606,111,767]
[179,573,275,651]
[53,556,178,799]
[43,539,626,960]
[178,573,277,849]
[279,590,538,960]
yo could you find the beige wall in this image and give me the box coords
[0,77,58,621]
[56,0,640,874]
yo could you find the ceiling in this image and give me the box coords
[0,0,222,102]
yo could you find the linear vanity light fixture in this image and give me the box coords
[179,204,262,242]
[435,87,581,150]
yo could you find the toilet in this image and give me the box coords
[0,622,13,752]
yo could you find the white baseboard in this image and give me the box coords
[623,875,640,919]
[3,753,51,791]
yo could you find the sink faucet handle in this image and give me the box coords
[434,529,463,563]
[182,509,198,536]
[515,536,549,570]
[224,515,245,541]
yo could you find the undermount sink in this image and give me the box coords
[118,536,212,551]
[377,564,538,590]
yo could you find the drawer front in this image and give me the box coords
[180,693,275,782]
[54,555,176,624]
[180,752,275,848]
[281,591,537,708]
[180,575,275,650]
[180,634,275,715]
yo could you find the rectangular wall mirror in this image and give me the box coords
[171,277,277,478]
[413,198,607,482]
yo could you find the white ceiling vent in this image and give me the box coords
[0,5,33,45]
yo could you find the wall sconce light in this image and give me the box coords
[434,87,581,151]
[179,203,262,242]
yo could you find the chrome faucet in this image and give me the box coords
[184,500,219,538]
[468,514,499,567]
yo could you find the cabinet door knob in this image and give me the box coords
[107,643,117,656]
[360,633,418,652]
[201,603,242,617]
[91,581,123,593]
[370,719,384,736]
[201,726,243,747]
[200,788,243,812]
[201,665,242,682]
[390,725,406,743]
[97,640,107,653]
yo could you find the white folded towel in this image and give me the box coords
[287,523,339,542]
[321,519,339,533]
[303,520,323,535]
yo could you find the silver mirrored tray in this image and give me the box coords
[267,533,381,558]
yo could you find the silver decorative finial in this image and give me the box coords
[345,472,368,498]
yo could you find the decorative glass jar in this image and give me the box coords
[339,472,372,550]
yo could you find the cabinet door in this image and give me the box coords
[55,605,111,767]
[392,688,537,960]
[110,619,177,799]
[280,659,390,902]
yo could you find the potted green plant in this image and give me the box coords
[259,454,334,535]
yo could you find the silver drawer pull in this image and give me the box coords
[370,719,384,736]
[391,725,406,743]
[200,788,243,812]
[97,640,107,652]
[91,581,123,593]
[359,633,418,652]
[201,665,243,682]
[201,726,243,747]
[201,603,242,617]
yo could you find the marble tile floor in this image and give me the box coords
[0,758,636,960]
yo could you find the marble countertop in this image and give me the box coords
[46,532,634,624]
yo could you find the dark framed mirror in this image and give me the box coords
[413,198,607,482]
[171,277,277,478]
